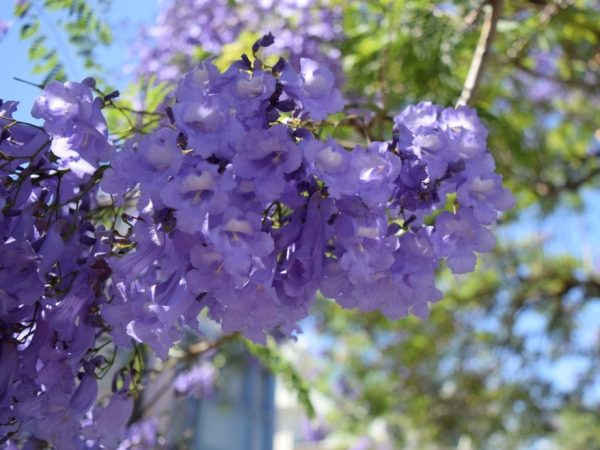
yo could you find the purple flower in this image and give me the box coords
[302,416,330,442]
[0,240,44,318]
[302,138,358,198]
[232,125,302,204]
[439,106,488,160]
[32,79,112,169]
[226,68,276,125]
[0,339,17,403]
[410,128,456,179]
[0,20,10,42]
[207,208,275,281]
[173,362,215,398]
[132,0,344,86]
[350,142,402,207]
[118,417,163,449]
[47,277,93,341]
[281,58,344,120]
[272,194,334,322]
[333,201,396,281]
[218,282,282,343]
[0,35,516,446]
[432,208,496,274]
[186,245,237,297]
[103,127,183,197]
[69,373,98,415]
[172,67,246,159]
[457,172,514,224]
[160,163,232,234]
[393,102,441,132]
[31,79,98,134]
[104,277,194,359]
[387,229,442,319]
[84,392,134,448]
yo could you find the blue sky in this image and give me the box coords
[0,1,159,121]
[499,189,600,271]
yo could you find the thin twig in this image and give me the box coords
[13,76,45,89]
[457,0,503,107]
[462,1,485,30]
[187,333,240,356]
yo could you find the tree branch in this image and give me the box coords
[457,0,503,107]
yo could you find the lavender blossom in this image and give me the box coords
[173,362,216,398]
[1,38,513,448]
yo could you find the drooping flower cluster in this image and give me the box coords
[0,35,513,448]
[103,40,512,348]
[0,88,134,448]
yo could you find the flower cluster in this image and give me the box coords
[0,88,133,448]
[104,41,512,347]
[133,0,344,85]
[0,35,512,448]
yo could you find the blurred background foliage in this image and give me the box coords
[7,0,600,449]
[311,1,600,449]
[12,0,112,84]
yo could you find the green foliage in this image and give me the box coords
[244,339,316,418]
[552,409,600,450]
[102,76,172,141]
[341,0,600,214]
[311,243,600,449]
[14,0,113,84]
[303,2,600,448]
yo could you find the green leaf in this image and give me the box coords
[97,22,112,45]
[14,1,32,17]
[43,0,73,10]
[19,21,40,40]
[28,36,47,60]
